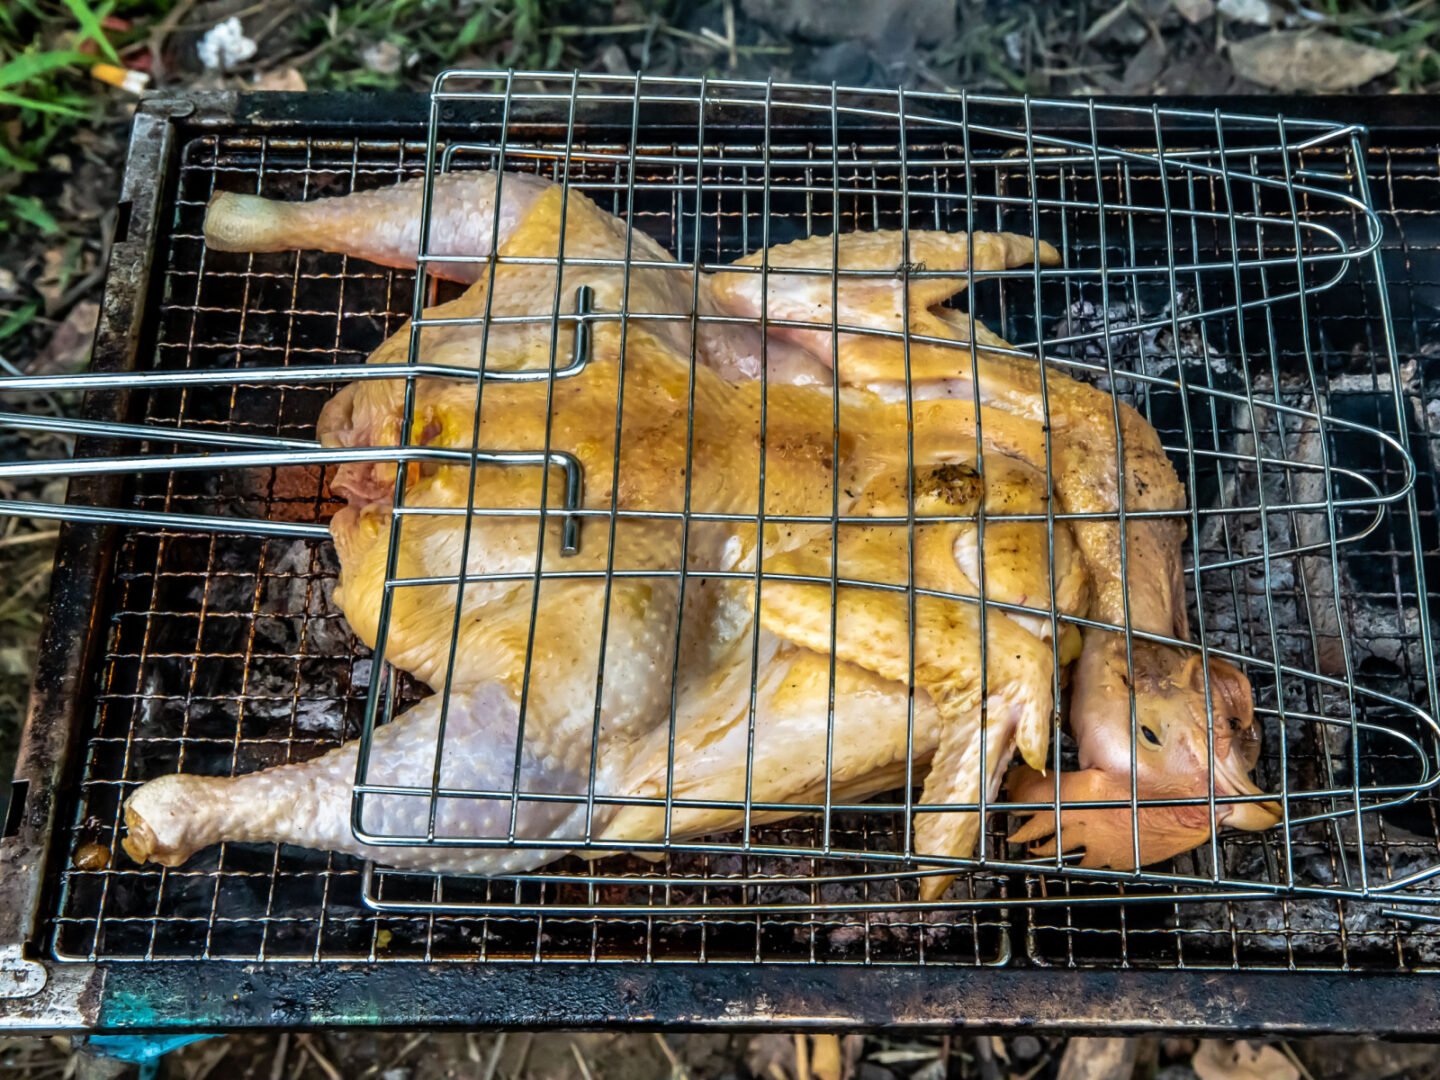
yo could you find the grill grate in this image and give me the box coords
[1023,142,1440,972]
[48,131,1013,965]
[6,82,1436,972]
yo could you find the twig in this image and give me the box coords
[268,1033,290,1080]
[1083,0,1133,42]
[794,1034,810,1080]
[0,564,52,624]
[188,1039,233,1080]
[360,1033,427,1080]
[570,1042,596,1080]
[247,2,303,53]
[913,63,962,93]
[973,1036,1003,1080]
[1295,0,1435,26]
[0,356,67,419]
[296,1035,342,1080]
[278,0,510,80]
[51,206,116,321]
[659,23,789,54]
[1278,1042,1316,1080]
[514,1033,536,1079]
[547,22,659,35]
[482,1032,508,1080]
[724,0,738,70]
[180,0,273,33]
[653,1034,689,1080]
[145,0,199,83]
[0,530,60,549]
[1036,63,1120,77]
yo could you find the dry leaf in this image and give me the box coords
[1217,0,1274,24]
[1058,1038,1139,1080]
[1193,1041,1300,1080]
[361,41,402,75]
[1229,31,1397,92]
[1122,37,1168,93]
[34,247,70,312]
[30,301,98,376]
[747,1035,797,1080]
[252,67,307,92]
[1171,0,1215,22]
[1163,1038,1198,1060]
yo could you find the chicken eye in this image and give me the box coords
[1140,724,1162,747]
[1227,715,1243,732]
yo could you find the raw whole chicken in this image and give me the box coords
[122,168,1278,890]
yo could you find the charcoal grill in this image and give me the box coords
[2,79,1440,1033]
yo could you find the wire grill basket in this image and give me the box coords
[4,77,1438,970]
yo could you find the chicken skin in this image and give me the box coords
[122,168,1276,886]
[127,321,1087,880]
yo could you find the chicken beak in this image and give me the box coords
[1226,799,1283,831]
[1214,756,1282,832]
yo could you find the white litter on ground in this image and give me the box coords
[197,16,257,71]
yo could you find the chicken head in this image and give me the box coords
[1006,631,1281,869]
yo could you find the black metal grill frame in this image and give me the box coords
[2,90,1439,1034]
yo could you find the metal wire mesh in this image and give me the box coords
[44,128,1010,965]
[6,78,1436,968]
[1022,141,1440,971]
[348,76,1436,909]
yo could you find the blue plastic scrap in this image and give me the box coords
[77,1032,216,1063]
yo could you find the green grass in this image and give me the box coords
[0,0,179,177]
[1306,0,1440,92]
[294,0,595,90]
